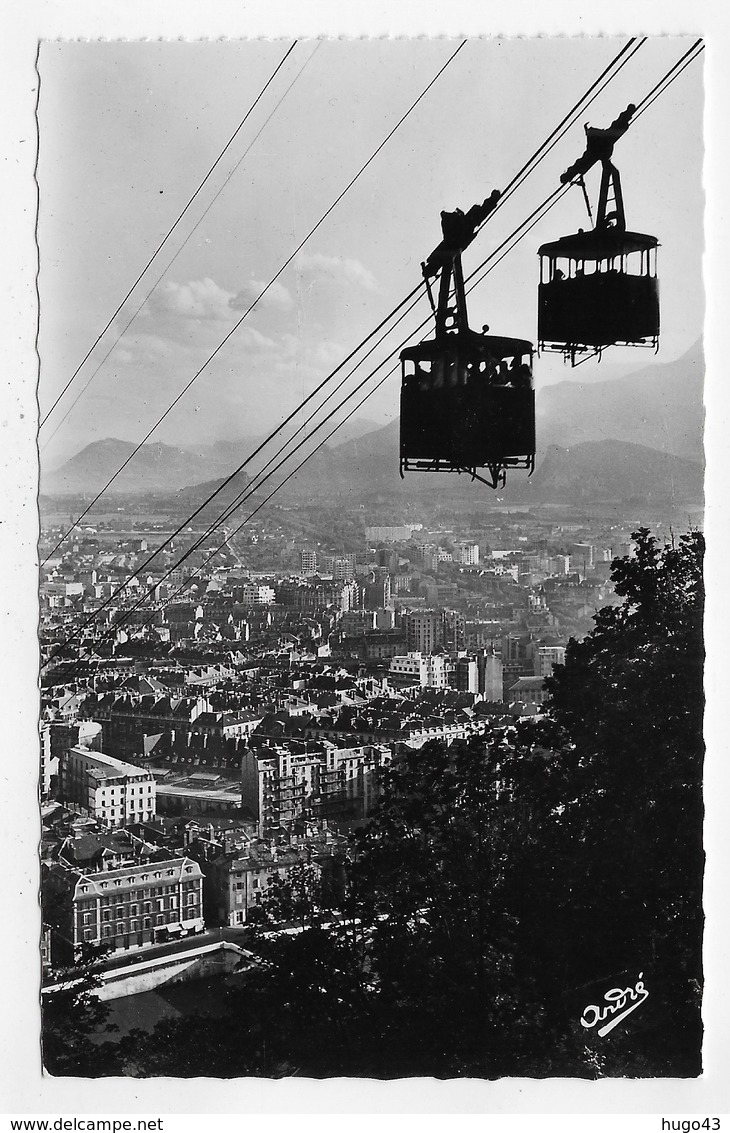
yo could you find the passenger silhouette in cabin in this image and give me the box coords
[492,360,510,386]
[509,358,532,389]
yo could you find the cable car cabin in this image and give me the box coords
[537,103,660,364]
[400,330,535,489]
[538,228,659,363]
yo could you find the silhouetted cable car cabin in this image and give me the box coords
[538,104,660,365]
[400,192,536,490]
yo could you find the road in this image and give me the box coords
[99,925,254,972]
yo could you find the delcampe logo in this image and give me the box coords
[580,972,649,1037]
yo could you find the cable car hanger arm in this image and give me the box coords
[559,102,635,185]
[421,188,502,280]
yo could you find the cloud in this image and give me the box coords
[109,319,276,377]
[230,279,294,312]
[310,339,348,367]
[146,277,237,322]
[119,277,282,359]
[296,253,378,292]
[237,325,277,350]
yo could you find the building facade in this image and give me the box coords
[43,856,205,959]
[388,652,451,689]
[242,739,391,835]
[60,745,157,827]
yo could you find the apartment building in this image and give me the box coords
[43,856,204,960]
[403,610,439,654]
[241,739,391,835]
[59,745,156,827]
[388,652,451,689]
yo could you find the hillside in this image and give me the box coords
[42,342,704,511]
[536,340,704,461]
[43,438,242,496]
[519,440,703,507]
[270,428,702,512]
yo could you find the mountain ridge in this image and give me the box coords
[43,342,704,507]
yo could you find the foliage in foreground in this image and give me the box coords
[42,944,118,1076]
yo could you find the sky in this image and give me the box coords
[37,37,704,467]
[5,7,730,1119]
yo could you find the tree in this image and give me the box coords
[506,528,705,1074]
[42,943,118,1076]
[246,859,327,931]
[344,736,563,1077]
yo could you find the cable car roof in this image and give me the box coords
[402,332,533,362]
[538,228,658,260]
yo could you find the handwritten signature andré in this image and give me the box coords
[580,973,649,1037]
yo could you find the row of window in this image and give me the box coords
[78,866,196,895]
[82,903,202,940]
[80,884,200,910]
[81,894,198,922]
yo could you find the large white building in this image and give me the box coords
[60,745,157,827]
[239,582,276,606]
[388,652,451,689]
[366,525,417,544]
[43,856,204,958]
[454,542,480,566]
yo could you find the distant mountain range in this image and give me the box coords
[269,427,703,511]
[536,340,704,462]
[42,439,238,497]
[518,439,703,507]
[42,341,703,511]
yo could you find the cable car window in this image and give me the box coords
[625,250,644,277]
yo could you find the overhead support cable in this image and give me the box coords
[43,37,703,661]
[476,37,646,235]
[132,187,575,637]
[39,40,299,430]
[40,40,324,453]
[41,39,643,654]
[44,32,628,561]
[47,181,572,660]
[631,38,704,122]
[42,39,467,560]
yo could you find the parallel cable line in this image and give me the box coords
[482,36,646,232]
[40,42,639,656]
[198,185,571,544]
[40,41,325,454]
[221,37,647,524]
[39,40,299,430]
[219,39,702,558]
[44,38,702,662]
[43,34,632,563]
[44,181,572,663]
[138,187,574,636]
[631,39,704,122]
[41,282,420,627]
[42,40,468,562]
[58,184,574,656]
